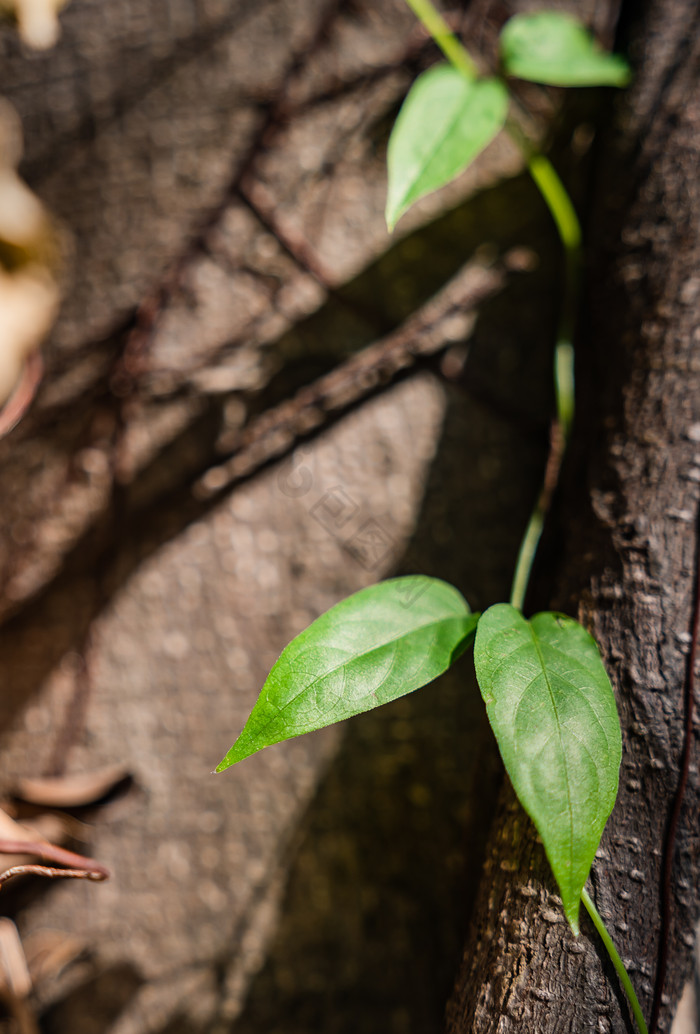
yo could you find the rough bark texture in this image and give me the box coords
[446,2,700,1032]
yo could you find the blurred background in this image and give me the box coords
[0,1,601,1030]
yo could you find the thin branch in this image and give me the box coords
[194,253,519,499]
[0,838,110,878]
[0,864,108,888]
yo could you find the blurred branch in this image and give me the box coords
[0,838,110,879]
[0,864,107,888]
[194,250,530,499]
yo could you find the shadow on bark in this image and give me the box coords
[0,172,555,741]
[5,166,560,1034]
[226,196,560,1033]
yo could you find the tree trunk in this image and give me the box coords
[446,2,700,1032]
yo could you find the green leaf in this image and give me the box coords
[385,65,508,231]
[500,12,631,88]
[474,604,621,933]
[217,576,478,770]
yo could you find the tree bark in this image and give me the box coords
[446,2,700,1032]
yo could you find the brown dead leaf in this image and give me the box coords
[0,919,31,997]
[0,930,39,1034]
[0,349,43,436]
[0,920,38,1034]
[0,99,60,417]
[13,764,130,808]
[0,804,83,846]
[0,807,40,845]
[0,806,110,878]
[0,807,57,870]
[22,929,86,988]
[0,266,57,406]
[14,811,72,848]
[0,100,54,257]
[0,0,68,48]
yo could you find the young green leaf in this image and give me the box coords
[500,12,631,88]
[474,604,621,934]
[217,576,478,770]
[385,65,508,231]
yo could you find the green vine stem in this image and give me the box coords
[403,0,477,79]
[524,151,579,435]
[509,150,580,611]
[405,0,578,606]
[401,3,648,1033]
[509,503,545,612]
[503,126,580,610]
[582,888,650,1034]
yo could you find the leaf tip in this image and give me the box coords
[384,201,401,234]
[215,736,253,772]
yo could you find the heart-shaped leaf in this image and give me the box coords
[474,604,621,933]
[217,576,478,770]
[385,65,508,231]
[500,12,631,88]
